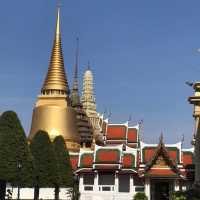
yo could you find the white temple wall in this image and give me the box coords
[79,172,190,200]
[6,186,72,200]
[144,178,150,200]
[79,172,144,200]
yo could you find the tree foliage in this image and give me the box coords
[133,192,148,200]
[53,136,73,187]
[30,130,58,187]
[0,111,33,186]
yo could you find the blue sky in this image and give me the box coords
[1,0,200,147]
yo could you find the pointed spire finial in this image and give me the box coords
[159,133,164,144]
[87,61,91,70]
[71,37,81,106]
[128,114,132,122]
[41,1,69,95]
[56,7,60,36]
[56,0,62,35]
[57,0,62,8]
[74,37,79,79]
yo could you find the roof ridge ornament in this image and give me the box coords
[56,0,62,9]
[159,132,164,144]
[87,61,91,70]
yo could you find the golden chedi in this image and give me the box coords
[29,8,80,152]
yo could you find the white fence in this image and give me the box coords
[6,186,72,200]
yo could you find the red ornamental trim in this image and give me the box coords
[94,165,119,170]
[96,149,120,164]
[80,153,93,168]
[146,168,177,176]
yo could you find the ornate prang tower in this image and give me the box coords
[29,8,80,152]
[81,64,100,142]
[71,39,93,148]
[188,82,200,187]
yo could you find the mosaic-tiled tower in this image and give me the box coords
[81,64,100,143]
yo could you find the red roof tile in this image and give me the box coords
[107,125,126,140]
[70,155,79,170]
[95,149,121,164]
[182,152,193,166]
[127,128,138,143]
[122,154,135,168]
[146,168,177,177]
[80,153,93,168]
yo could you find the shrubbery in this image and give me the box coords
[133,192,148,200]
[171,189,200,200]
[171,191,187,200]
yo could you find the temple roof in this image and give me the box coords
[141,136,183,178]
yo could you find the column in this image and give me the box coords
[94,171,99,192]
[79,175,84,192]
[174,180,179,191]
[115,171,119,193]
[145,178,150,200]
[130,175,134,193]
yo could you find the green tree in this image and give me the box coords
[0,111,34,199]
[30,130,58,200]
[53,136,73,200]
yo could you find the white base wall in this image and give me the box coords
[80,192,133,200]
[6,186,72,200]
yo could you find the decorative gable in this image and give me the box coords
[144,151,181,178]
[151,155,168,168]
[141,136,183,178]
[142,146,180,164]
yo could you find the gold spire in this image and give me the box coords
[41,7,69,95]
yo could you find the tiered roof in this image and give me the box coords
[69,120,194,181]
[99,119,139,147]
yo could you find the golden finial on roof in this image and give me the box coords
[41,6,69,95]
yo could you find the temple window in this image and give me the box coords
[98,172,115,185]
[83,174,94,185]
[98,172,115,191]
[83,174,94,191]
[118,174,130,192]
[134,176,145,192]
